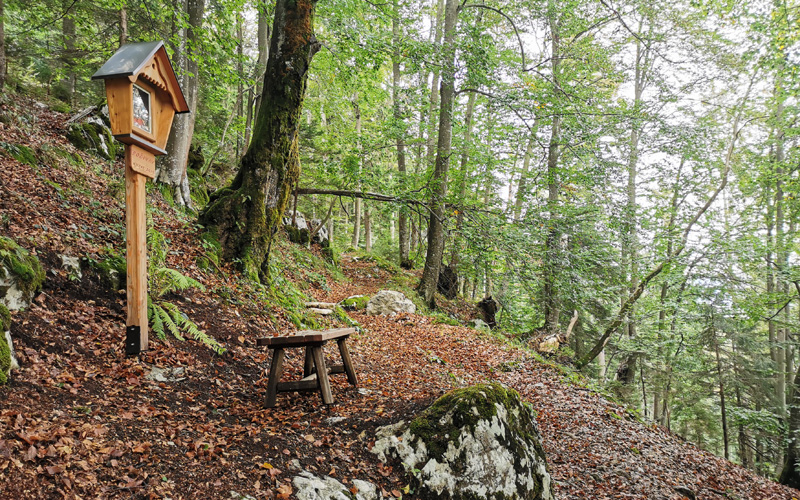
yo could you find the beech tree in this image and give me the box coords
[199,0,320,281]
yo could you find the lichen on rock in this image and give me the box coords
[372,383,554,500]
[0,236,45,310]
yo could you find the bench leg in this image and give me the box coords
[265,348,286,408]
[337,338,358,386]
[311,346,333,404]
[303,347,314,377]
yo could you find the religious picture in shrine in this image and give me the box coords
[132,85,152,134]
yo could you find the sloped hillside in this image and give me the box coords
[0,97,798,499]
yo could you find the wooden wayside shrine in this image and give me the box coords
[92,42,189,355]
[257,328,359,407]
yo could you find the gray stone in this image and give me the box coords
[146,366,186,383]
[229,491,256,500]
[60,255,82,280]
[5,330,18,371]
[293,472,381,500]
[366,290,415,316]
[372,383,554,500]
[471,319,490,331]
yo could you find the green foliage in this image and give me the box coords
[0,304,11,332]
[148,300,225,355]
[0,236,45,298]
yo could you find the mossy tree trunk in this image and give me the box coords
[199,0,320,281]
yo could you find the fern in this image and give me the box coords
[148,300,225,354]
[153,267,206,297]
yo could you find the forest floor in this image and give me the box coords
[1,96,799,500]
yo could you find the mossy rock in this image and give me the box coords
[0,237,45,310]
[66,120,117,160]
[0,304,12,385]
[340,295,369,311]
[0,142,37,166]
[373,383,554,500]
[89,255,127,291]
[0,303,10,332]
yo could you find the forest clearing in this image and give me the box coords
[3,0,800,498]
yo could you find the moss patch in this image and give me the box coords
[0,236,45,299]
[66,121,117,161]
[0,142,37,166]
[340,295,369,311]
[0,304,10,332]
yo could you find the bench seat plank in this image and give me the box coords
[256,327,356,347]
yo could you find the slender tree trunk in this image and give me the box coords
[119,7,128,47]
[449,90,476,268]
[199,0,319,281]
[393,0,410,267]
[236,17,244,158]
[780,349,800,488]
[352,98,362,249]
[253,1,271,120]
[417,0,457,308]
[425,0,446,170]
[542,23,562,334]
[712,323,729,460]
[514,131,536,222]
[364,204,372,253]
[158,0,205,207]
[61,0,76,103]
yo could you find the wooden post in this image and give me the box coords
[125,144,155,354]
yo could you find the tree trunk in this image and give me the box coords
[236,16,244,159]
[253,1,271,120]
[158,0,205,207]
[198,0,319,282]
[351,98,363,249]
[513,131,536,222]
[393,0,411,268]
[712,324,729,460]
[417,0,457,308]
[61,0,76,103]
[449,89,476,268]
[119,7,128,47]
[364,204,372,253]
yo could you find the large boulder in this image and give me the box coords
[366,290,416,315]
[372,383,554,500]
[0,236,45,311]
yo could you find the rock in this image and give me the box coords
[305,301,337,309]
[229,491,256,500]
[65,117,117,160]
[310,218,330,246]
[284,212,311,244]
[293,472,380,500]
[535,334,561,354]
[0,304,18,385]
[0,236,45,311]
[146,366,186,383]
[372,383,554,500]
[340,295,369,311]
[366,290,416,316]
[308,307,333,315]
[673,486,696,500]
[60,254,82,280]
[89,255,126,291]
[471,319,490,331]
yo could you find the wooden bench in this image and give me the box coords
[257,327,358,407]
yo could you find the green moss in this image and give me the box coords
[408,383,544,463]
[333,306,359,327]
[66,122,117,161]
[0,142,37,166]
[0,236,45,298]
[90,254,127,291]
[0,332,10,385]
[340,295,369,311]
[0,304,10,332]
